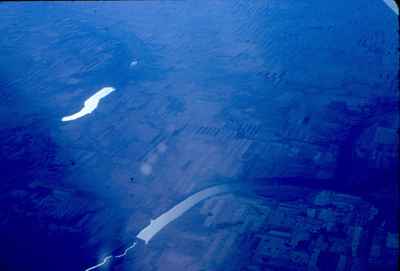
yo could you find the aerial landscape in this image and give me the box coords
[0,1,398,270]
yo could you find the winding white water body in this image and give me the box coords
[85,256,113,271]
[61,87,115,122]
[84,242,137,271]
[136,184,230,244]
[115,242,137,258]
[83,185,231,271]
[383,0,399,14]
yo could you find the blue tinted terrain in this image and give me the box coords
[0,1,398,271]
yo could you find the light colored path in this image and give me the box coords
[62,87,115,122]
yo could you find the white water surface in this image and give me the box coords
[62,87,115,122]
[136,185,230,244]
